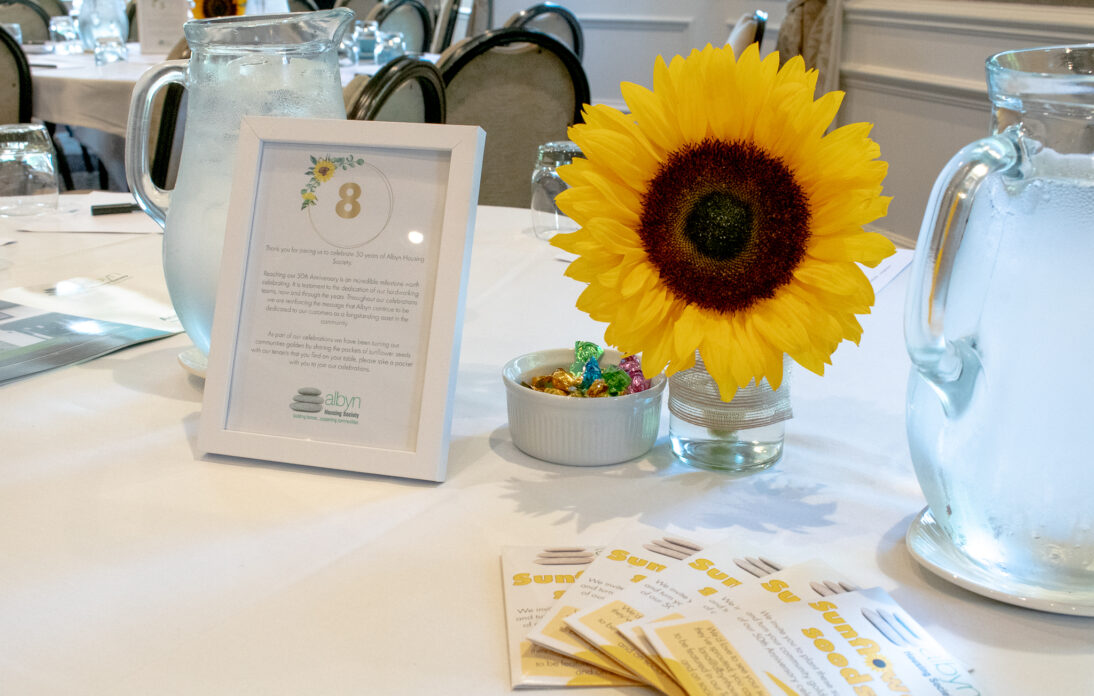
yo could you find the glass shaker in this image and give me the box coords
[530,140,582,240]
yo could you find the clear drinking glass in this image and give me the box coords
[355,20,378,63]
[0,124,61,217]
[0,22,22,45]
[93,29,127,64]
[374,31,404,65]
[48,15,81,54]
[530,140,582,240]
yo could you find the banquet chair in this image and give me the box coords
[347,55,445,123]
[29,0,65,17]
[502,2,581,60]
[0,0,50,43]
[343,72,368,113]
[333,0,378,23]
[438,27,588,207]
[467,0,490,35]
[0,22,31,123]
[430,0,489,53]
[726,9,766,57]
[145,37,189,188]
[126,0,137,40]
[365,0,432,54]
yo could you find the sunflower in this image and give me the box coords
[551,44,894,400]
[313,159,337,183]
[190,0,245,18]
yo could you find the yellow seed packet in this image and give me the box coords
[523,524,725,694]
[645,586,981,696]
[564,539,784,690]
[500,546,643,689]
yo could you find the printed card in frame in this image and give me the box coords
[199,116,485,482]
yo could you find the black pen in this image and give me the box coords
[91,203,142,216]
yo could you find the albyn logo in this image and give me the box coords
[290,387,361,419]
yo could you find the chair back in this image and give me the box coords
[502,2,581,60]
[726,9,767,57]
[125,0,137,40]
[146,37,191,189]
[366,0,432,54]
[431,0,487,53]
[0,0,50,43]
[438,27,588,207]
[0,23,30,123]
[467,0,490,35]
[29,0,66,16]
[347,55,445,123]
[333,0,378,23]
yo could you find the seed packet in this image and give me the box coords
[523,523,724,694]
[500,546,642,689]
[564,539,787,689]
[644,581,981,695]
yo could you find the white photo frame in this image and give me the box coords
[199,116,485,482]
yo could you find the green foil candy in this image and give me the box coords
[601,365,631,396]
[569,340,604,375]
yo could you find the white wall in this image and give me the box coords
[839,0,1094,245]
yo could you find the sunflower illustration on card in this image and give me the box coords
[301,153,393,248]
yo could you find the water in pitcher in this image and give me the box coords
[908,151,1094,591]
[162,54,344,354]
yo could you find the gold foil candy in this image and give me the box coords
[550,368,580,392]
[585,379,609,397]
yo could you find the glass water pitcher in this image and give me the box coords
[125,9,353,356]
[905,44,1094,613]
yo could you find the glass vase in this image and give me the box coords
[668,352,792,473]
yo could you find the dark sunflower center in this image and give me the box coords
[685,192,754,260]
[637,139,811,314]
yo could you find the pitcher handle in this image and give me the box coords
[905,131,1021,414]
[125,59,188,229]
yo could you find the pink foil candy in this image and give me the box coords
[618,355,651,394]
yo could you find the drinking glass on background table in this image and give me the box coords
[374,31,404,65]
[93,26,127,64]
[355,20,378,63]
[530,140,582,240]
[0,22,21,45]
[48,15,81,54]
[0,124,60,217]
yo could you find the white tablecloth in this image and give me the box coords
[28,46,435,137]
[0,199,1091,694]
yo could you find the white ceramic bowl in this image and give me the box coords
[502,348,666,466]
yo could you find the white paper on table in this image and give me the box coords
[0,277,180,333]
[15,192,161,234]
[863,248,913,292]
